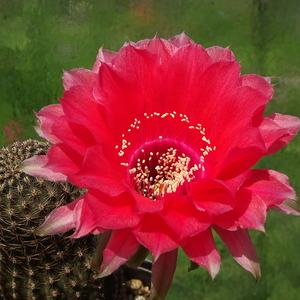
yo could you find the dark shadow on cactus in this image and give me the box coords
[0,140,151,300]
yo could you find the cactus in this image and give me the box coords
[0,139,151,300]
[0,139,104,299]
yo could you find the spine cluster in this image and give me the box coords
[0,140,103,299]
[0,140,151,299]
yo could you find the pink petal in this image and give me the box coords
[223,170,250,193]
[60,85,116,155]
[51,116,92,157]
[34,198,81,236]
[214,127,266,180]
[150,249,178,300]
[70,196,97,238]
[182,228,221,279]
[133,214,180,258]
[76,145,127,196]
[42,144,82,184]
[214,188,267,232]
[243,169,297,208]
[62,68,97,91]
[189,178,234,216]
[92,47,116,72]
[35,104,64,144]
[160,43,214,115]
[84,190,141,229]
[184,59,241,126]
[96,229,140,278]
[259,113,300,154]
[168,32,195,47]
[20,154,68,182]
[158,194,212,241]
[207,84,269,157]
[239,74,274,100]
[215,146,263,180]
[96,63,149,137]
[214,226,261,280]
[96,43,169,137]
[130,189,165,214]
[206,46,235,62]
[133,35,177,56]
[271,199,300,215]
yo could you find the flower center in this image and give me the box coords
[115,111,216,200]
[128,139,201,200]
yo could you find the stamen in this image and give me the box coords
[128,145,201,200]
[114,111,217,200]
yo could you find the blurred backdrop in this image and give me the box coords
[0,1,299,299]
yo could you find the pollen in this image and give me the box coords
[118,150,125,156]
[129,147,201,200]
[115,111,217,199]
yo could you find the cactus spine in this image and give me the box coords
[0,139,151,300]
[0,140,103,299]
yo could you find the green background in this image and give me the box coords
[1,1,299,299]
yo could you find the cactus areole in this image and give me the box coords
[21,33,300,299]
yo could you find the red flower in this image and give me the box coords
[21,33,300,299]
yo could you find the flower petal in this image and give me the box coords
[271,199,300,215]
[34,198,81,236]
[20,154,68,182]
[76,145,127,196]
[150,249,178,300]
[223,170,250,193]
[35,104,64,144]
[185,59,241,126]
[190,178,234,216]
[96,228,140,278]
[168,32,195,47]
[130,190,165,214]
[239,74,273,100]
[85,190,141,229]
[182,228,221,279]
[132,35,177,57]
[206,46,235,62]
[51,117,93,157]
[96,47,159,137]
[259,113,300,154]
[62,68,97,91]
[28,143,82,184]
[158,194,212,240]
[160,43,215,115]
[70,196,97,238]
[207,83,270,161]
[243,169,297,208]
[214,226,261,280]
[214,188,267,232]
[60,84,116,155]
[133,214,180,258]
[92,47,116,72]
[214,127,266,179]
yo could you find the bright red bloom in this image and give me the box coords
[21,33,300,299]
